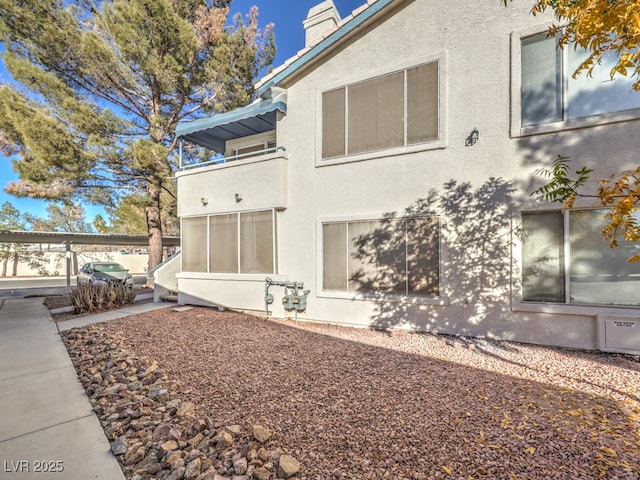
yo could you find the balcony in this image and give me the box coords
[175,88,288,215]
[175,148,288,217]
[179,145,284,171]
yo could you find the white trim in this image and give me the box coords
[562,209,571,304]
[272,209,277,275]
[316,289,450,306]
[177,272,288,283]
[236,212,241,273]
[318,140,447,167]
[206,214,211,275]
[513,301,640,317]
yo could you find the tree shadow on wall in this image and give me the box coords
[349,177,522,338]
[518,80,640,198]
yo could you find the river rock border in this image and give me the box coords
[62,326,301,480]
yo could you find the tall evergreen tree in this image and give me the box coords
[0,201,28,277]
[107,192,178,236]
[0,0,275,276]
[25,203,94,233]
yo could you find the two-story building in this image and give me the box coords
[172,0,640,354]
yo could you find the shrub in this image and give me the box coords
[72,283,136,314]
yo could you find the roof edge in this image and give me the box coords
[0,230,180,247]
[256,0,396,97]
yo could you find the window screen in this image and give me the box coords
[521,212,565,302]
[322,88,346,159]
[407,63,439,144]
[521,33,563,127]
[407,216,440,296]
[209,214,238,273]
[569,210,640,305]
[323,223,348,291]
[182,217,208,272]
[240,210,274,274]
[348,72,404,154]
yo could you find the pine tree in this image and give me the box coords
[0,201,27,276]
[0,0,275,277]
[25,203,94,233]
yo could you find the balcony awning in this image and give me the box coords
[176,91,287,152]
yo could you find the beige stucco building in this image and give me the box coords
[171,0,640,354]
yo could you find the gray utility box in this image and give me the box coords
[597,314,640,355]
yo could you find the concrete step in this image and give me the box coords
[160,293,178,302]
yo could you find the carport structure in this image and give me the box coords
[0,230,180,292]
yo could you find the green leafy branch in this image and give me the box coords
[531,155,595,208]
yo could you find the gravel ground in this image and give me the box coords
[100,306,640,480]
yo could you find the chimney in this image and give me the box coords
[303,0,341,47]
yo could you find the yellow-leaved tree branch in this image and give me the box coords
[533,157,640,262]
[506,0,640,261]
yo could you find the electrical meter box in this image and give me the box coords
[597,314,640,355]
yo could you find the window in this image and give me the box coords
[322,216,440,297]
[522,210,640,305]
[322,62,439,159]
[182,210,275,274]
[225,131,277,160]
[232,141,277,158]
[521,33,640,127]
[182,216,208,272]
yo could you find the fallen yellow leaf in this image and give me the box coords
[525,446,536,455]
[600,447,617,457]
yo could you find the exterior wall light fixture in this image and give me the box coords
[465,128,479,147]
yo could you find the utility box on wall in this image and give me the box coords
[597,314,640,355]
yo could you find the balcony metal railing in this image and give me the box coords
[179,146,286,171]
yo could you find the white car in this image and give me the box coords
[77,262,134,288]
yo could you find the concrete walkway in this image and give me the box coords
[56,299,170,332]
[0,297,170,479]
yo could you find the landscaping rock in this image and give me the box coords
[62,326,297,480]
[252,424,272,443]
[277,454,300,478]
[111,437,128,456]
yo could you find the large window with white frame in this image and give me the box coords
[322,216,440,297]
[322,62,439,159]
[182,210,275,274]
[520,32,640,127]
[521,209,640,305]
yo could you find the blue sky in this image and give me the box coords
[0,0,365,225]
